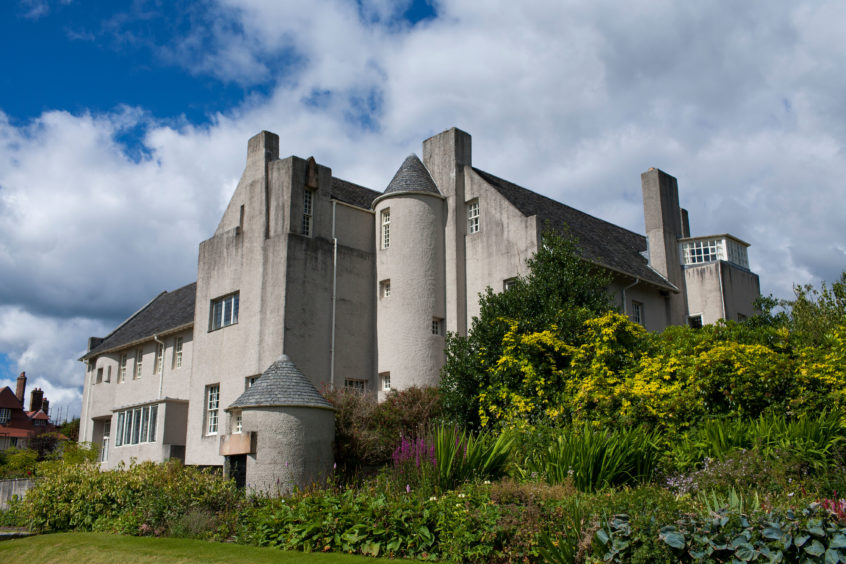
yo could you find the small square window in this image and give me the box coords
[467,200,480,234]
[210,292,239,331]
[432,317,444,336]
[688,314,703,329]
[380,279,391,298]
[245,375,259,390]
[503,277,517,291]
[380,372,391,392]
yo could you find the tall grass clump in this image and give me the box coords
[522,424,660,492]
[431,424,514,492]
[668,410,845,473]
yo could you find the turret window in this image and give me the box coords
[381,209,391,249]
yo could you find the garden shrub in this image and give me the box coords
[21,459,242,538]
[326,386,442,472]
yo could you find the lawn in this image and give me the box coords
[0,532,398,563]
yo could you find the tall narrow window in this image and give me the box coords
[381,209,391,249]
[206,384,220,435]
[106,366,111,383]
[631,301,644,325]
[101,420,110,462]
[467,200,480,234]
[134,348,143,379]
[119,353,127,383]
[96,368,103,384]
[380,372,391,392]
[148,405,158,442]
[380,279,391,298]
[210,292,239,330]
[115,412,125,447]
[155,343,164,374]
[302,190,314,236]
[233,412,243,434]
[174,336,183,369]
[432,317,444,336]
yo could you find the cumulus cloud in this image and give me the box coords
[3,0,846,417]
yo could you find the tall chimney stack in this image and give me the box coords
[30,388,44,412]
[15,371,27,404]
[41,398,50,416]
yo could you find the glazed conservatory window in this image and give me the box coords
[381,209,391,249]
[206,384,220,435]
[210,292,239,331]
[467,200,480,234]
[114,404,158,447]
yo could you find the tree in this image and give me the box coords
[787,272,846,346]
[440,230,613,428]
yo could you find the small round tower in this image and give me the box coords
[223,354,335,495]
[373,155,446,396]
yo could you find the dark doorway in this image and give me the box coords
[225,454,247,489]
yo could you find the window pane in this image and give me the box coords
[131,409,142,444]
[149,405,158,442]
[232,293,239,324]
[115,412,124,447]
[140,407,149,443]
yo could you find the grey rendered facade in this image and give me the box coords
[79,126,759,470]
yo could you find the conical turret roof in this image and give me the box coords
[226,355,334,411]
[383,154,441,196]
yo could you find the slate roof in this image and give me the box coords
[382,154,441,197]
[227,354,335,411]
[83,282,197,359]
[331,177,380,209]
[0,387,23,410]
[473,168,676,291]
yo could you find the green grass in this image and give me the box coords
[0,532,399,563]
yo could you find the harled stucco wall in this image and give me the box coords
[242,406,335,495]
[607,276,672,332]
[463,167,538,326]
[685,261,760,324]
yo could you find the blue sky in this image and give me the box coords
[2,0,846,418]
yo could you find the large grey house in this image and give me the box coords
[79,127,759,470]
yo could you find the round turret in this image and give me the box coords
[373,155,446,396]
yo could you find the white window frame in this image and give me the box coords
[467,199,480,234]
[101,420,110,462]
[174,336,183,369]
[233,412,243,434]
[206,384,220,435]
[155,343,164,375]
[380,372,391,392]
[345,379,367,392]
[503,277,517,291]
[210,292,239,331]
[245,375,259,390]
[380,279,391,299]
[0,408,10,424]
[114,404,158,447]
[381,209,391,249]
[688,314,704,329]
[119,353,127,383]
[134,348,143,380]
[302,189,315,236]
